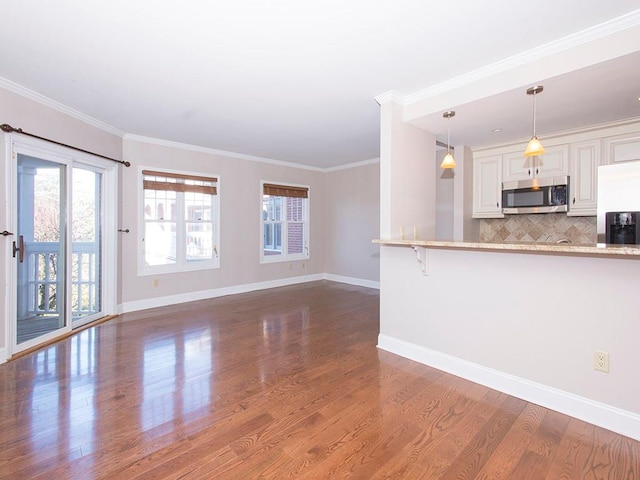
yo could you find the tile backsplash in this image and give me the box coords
[480,214,596,244]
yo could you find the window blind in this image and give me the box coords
[142,170,217,195]
[263,183,308,198]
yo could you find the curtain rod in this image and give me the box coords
[1,123,131,167]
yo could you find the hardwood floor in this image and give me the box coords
[16,314,63,344]
[1,280,638,479]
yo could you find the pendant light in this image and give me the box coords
[441,110,456,169]
[524,85,546,157]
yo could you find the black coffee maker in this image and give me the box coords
[606,211,640,245]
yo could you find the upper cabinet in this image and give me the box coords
[473,155,503,218]
[568,140,601,216]
[604,132,640,164]
[502,145,569,182]
[473,145,569,218]
[472,121,640,219]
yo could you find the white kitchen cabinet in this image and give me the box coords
[604,132,640,164]
[473,155,503,218]
[538,145,569,177]
[502,151,535,181]
[502,145,569,182]
[568,140,601,216]
[472,122,640,221]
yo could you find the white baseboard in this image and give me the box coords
[120,273,379,314]
[121,274,325,313]
[378,334,640,441]
[324,273,380,290]
[0,347,6,364]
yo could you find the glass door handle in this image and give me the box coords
[1,230,13,236]
[13,235,24,262]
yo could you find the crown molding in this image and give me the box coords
[125,134,379,173]
[325,157,380,172]
[374,90,406,106]
[404,9,640,105]
[0,76,125,137]
[123,134,327,172]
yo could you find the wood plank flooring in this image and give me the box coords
[1,280,638,479]
[16,315,63,344]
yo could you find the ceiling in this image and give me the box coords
[1,1,639,169]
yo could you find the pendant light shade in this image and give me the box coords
[524,136,545,156]
[441,110,456,169]
[440,152,456,169]
[524,85,545,157]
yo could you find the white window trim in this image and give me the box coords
[260,180,310,264]
[138,166,220,276]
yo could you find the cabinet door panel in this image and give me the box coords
[568,141,600,216]
[473,156,503,218]
[604,133,640,163]
[503,152,534,181]
[502,145,569,181]
[538,145,569,177]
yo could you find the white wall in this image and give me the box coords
[119,140,382,311]
[379,245,640,440]
[324,162,380,286]
[0,88,122,159]
[120,138,328,309]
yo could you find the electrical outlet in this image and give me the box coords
[152,278,159,288]
[594,351,609,373]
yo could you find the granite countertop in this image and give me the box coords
[373,238,640,258]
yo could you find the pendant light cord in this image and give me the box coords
[532,92,537,138]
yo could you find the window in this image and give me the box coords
[261,182,309,262]
[141,169,219,273]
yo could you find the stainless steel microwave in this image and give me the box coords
[502,176,569,214]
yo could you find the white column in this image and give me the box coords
[378,93,437,241]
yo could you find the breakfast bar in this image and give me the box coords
[375,239,640,441]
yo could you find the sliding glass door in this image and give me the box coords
[8,138,117,355]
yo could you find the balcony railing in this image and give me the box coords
[21,241,100,320]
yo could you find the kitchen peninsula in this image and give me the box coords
[376,237,640,443]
